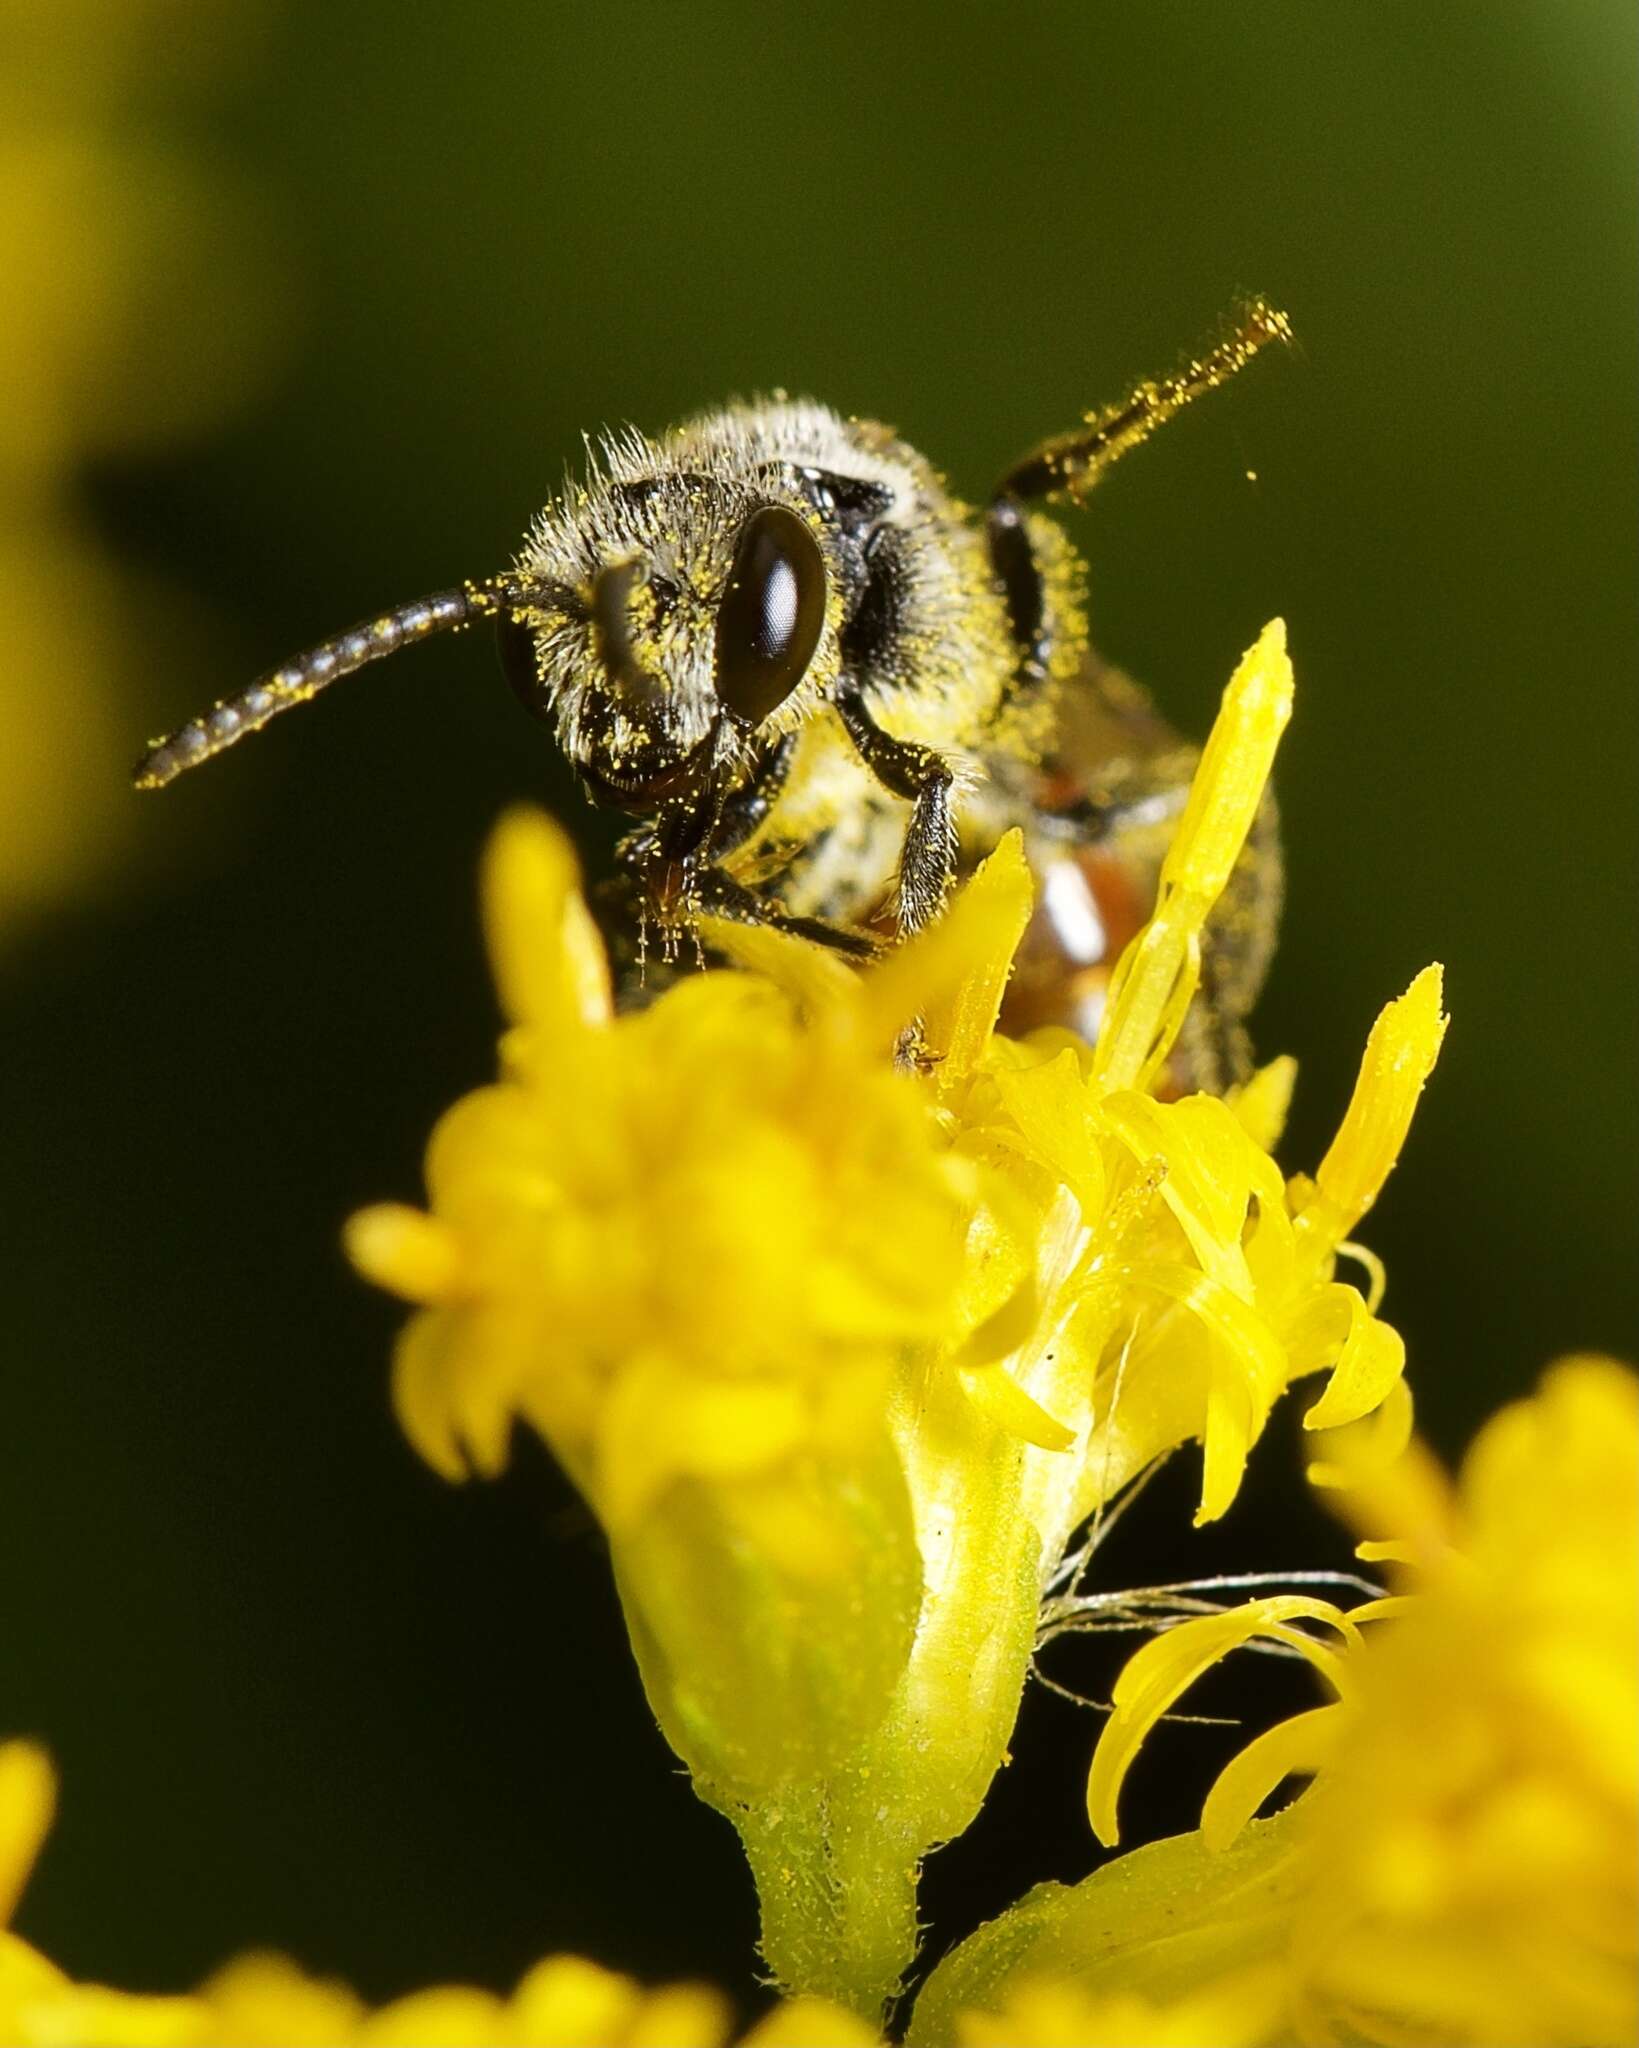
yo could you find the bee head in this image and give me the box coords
[131,407,850,810]
[504,455,838,818]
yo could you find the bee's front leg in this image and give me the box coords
[705,731,797,858]
[832,682,956,935]
[690,864,879,958]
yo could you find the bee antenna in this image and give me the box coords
[132,578,520,790]
[995,297,1293,505]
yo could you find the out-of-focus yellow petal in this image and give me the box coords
[907,1809,1307,2048]
[482,807,612,1039]
[0,1742,54,1927]
[357,1986,505,2045]
[200,1952,365,2046]
[1228,1053,1296,1154]
[595,1362,811,1531]
[343,1204,467,1305]
[739,1994,883,2046]
[696,916,860,1016]
[952,1970,1285,2048]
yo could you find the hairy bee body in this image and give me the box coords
[136,306,1291,1089]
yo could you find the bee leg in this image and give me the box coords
[833,682,956,935]
[705,731,798,858]
[690,863,879,958]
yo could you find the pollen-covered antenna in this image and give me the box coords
[133,579,515,789]
[995,298,1293,505]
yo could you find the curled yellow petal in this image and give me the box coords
[958,1360,1077,1453]
[1289,1283,1407,1432]
[1126,1263,1287,1523]
[1199,1703,1344,1852]
[1087,1597,1358,1846]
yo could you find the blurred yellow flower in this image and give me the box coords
[0,1741,875,2048]
[347,622,1445,2015]
[0,1,283,938]
[1007,1355,1639,2048]
[951,1969,1283,2048]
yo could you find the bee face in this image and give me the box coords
[505,439,847,819]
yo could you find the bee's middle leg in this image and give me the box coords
[833,682,956,934]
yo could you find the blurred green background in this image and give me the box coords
[3,0,1634,2015]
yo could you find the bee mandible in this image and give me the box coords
[136,303,1290,1089]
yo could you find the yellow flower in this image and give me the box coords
[1044,1356,1638,2047]
[2,1745,877,2048]
[1293,1357,1638,2046]
[951,1970,1284,2048]
[347,621,1445,2016]
[0,1,282,939]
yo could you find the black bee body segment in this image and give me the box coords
[984,495,1053,689]
[135,302,1290,1079]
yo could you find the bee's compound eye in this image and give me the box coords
[495,614,545,717]
[714,505,826,725]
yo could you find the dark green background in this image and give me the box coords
[5,0,1634,2016]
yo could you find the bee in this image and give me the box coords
[136,303,1289,1089]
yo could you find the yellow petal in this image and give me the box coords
[595,1361,810,1529]
[1087,1597,1357,1845]
[864,829,1034,1078]
[201,1951,366,2045]
[696,915,861,1016]
[1200,1704,1343,1851]
[343,1204,466,1305]
[995,1049,1104,1212]
[1309,964,1447,1241]
[389,1311,473,1482]
[1126,1263,1287,1523]
[359,1986,504,2045]
[481,806,611,1038]
[1289,1285,1407,1432]
[741,1995,884,2046]
[0,1741,54,1924]
[1094,621,1292,1092]
[959,1360,1078,1453]
[1229,1053,1297,1154]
